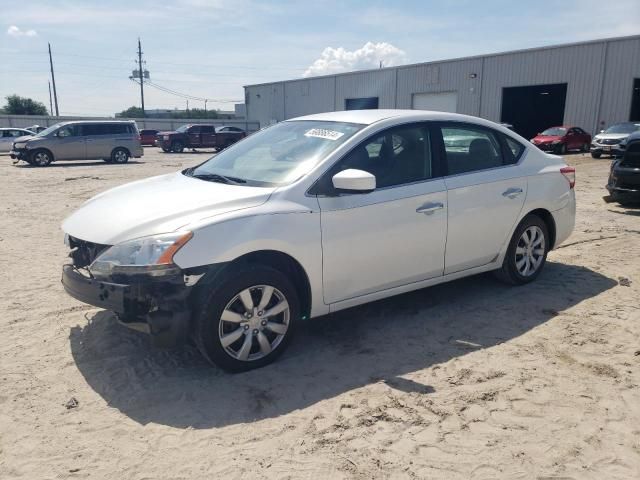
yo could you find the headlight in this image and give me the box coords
[89,231,192,279]
[163,135,169,140]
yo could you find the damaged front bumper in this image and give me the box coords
[10,148,28,161]
[61,264,199,347]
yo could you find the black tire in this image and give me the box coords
[493,214,549,285]
[582,143,590,153]
[193,265,300,372]
[591,152,601,159]
[111,148,129,164]
[557,143,567,155]
[162,148,170,153]
[171,141,184,153]
[30,149,53,167]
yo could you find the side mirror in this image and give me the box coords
[332,169,376,193]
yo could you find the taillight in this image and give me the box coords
[560,166,575,189]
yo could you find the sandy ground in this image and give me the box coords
[0,148,639,480]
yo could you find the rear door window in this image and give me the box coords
[440,125,504,175]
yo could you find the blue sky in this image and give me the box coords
[1,0,638,116]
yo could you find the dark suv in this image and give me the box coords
[606,132,640,204]
[155,124,246,153]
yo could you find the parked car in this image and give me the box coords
[10,121,143,166]
[155,124,246,153]
[61,110,576,371]
[0,127,35,152]
[26,125,47,134]
[139,129,159,146]
[606,131,640,204]
[530,126,591,154]
[591,122,640,158]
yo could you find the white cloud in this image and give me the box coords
[303,42,408,78]
[7,25,38,37]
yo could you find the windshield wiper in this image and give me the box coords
[189,172,247,184]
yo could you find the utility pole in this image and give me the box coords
[48,43,59,116]
[137,38,145,117]
[48,81,54,116]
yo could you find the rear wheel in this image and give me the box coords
[557,143,567,155]
[494,214,549,285]
[171,141,184,153]
[582,143,590,152]
[111,147,129,164]
[193,265,299,372]
[162,148,170,153]
[30,149,52,167]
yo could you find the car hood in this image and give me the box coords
[533,135,562,143]
[62,172,274,245]
[594,133,629,141]
[13,135,38,143]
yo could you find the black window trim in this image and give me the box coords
[434,121,526,178]
[308,120,446,197]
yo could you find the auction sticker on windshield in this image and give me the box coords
[304,128,345,141]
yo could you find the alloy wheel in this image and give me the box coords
[113,149,128,163]
[218,285,290,362]
[33,151,50,166]
[515,226,545,276]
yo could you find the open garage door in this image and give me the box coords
[501,83,567,140]
[412,92,458,113]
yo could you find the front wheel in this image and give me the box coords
[171,141,184,153]
[162,148,170,153]
[557,143,567,155]
[494,214,549,285]
[591,152,601,159]
[30,149,52,167]
[193,265,299,372]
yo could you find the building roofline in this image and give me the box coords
[244,33,640,88]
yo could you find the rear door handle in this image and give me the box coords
[502,188,523,199]
[416,202,444,215]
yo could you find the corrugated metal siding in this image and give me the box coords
[284,77,335,118]
[396,58,483,115]
[245,83,285,127]
[244,36,640,132]
[334,69,397,110]
[598,37,640,128]
[480,42,606,134]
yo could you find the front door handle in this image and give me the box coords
[416,202,444,215]
[502,187,523,199]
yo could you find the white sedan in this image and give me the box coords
[61,110,576,371]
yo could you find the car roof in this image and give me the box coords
[286,109,507,127]
[0,127,32,130]
[57,120,136,126]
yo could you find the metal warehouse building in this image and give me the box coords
[244,34,640,140]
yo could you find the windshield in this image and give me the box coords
[36,123,62,137]
[176,125,189,133]
[541,127,566,136]
[186,120,363,186]
[605,123,640,134]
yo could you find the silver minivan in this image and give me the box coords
[10,120,143,166]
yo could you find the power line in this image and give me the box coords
[131,78,240,103]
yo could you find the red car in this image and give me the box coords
[531,126,591,154]
[139,129,159,146]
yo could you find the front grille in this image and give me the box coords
[621,143,640,168]
[600,138,621,145]
[68,236,110,268]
